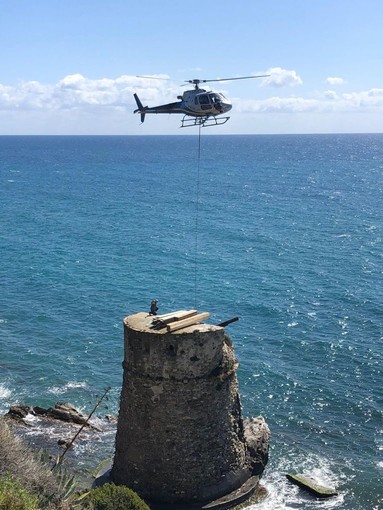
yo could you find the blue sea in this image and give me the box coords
[0,134,382,509]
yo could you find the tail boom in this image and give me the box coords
[133,93,187,122]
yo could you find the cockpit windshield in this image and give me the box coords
[196,92,228,106]
[209,93,224,103]
[214,93,228,101]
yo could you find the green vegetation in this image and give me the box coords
[83,483,150,510]
[0,419,151,510]
[0,418,62,507]
[0,476,39,510]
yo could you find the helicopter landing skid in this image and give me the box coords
[180,115,230,128]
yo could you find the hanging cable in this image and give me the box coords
[194,124,202,308]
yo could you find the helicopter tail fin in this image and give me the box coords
[133,93,146,123]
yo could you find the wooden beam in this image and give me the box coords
[216,317,239,328]
[156,310,198,325]
[155,310,190,320]
[166,312,210,333]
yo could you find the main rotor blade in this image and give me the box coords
[136,75,170,80]
[199,74,270,83]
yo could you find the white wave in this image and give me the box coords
[0,384,11,399]
[23,413,41,425]
[48,381,88,395]
[246,454,345,510]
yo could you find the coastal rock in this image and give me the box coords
[286,473,338,498]
[3,402,116,462]
[7,405,33,420]
[105,414,117,424]
[243,416,270,476]
[46,403,88,425]
[57,438,73,449]
[6,402,88,426]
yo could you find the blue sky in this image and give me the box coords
[0,0,382,134]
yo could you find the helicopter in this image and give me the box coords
[133,74,270,128]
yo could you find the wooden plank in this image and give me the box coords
[167,312,210,333]
[158,310,198,325]
[151,310,199,331]
[155,310,190,320]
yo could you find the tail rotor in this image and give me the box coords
[133,93,147,123]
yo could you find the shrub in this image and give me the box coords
[0,418,59,501]
[0,475,39,510]
[85,483,150,510]
[0,418,75,508]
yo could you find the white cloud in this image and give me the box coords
[237,87,383,114]
[237,96,320,113]
[324,90,338,100]
[326,76,346,86]
[58,73,86,89]
[0,74,177,112]
[261,67,303,87]
[366,88,383,97]
[341,88,383,108]
[0,80,54,110]
[2,75,383,116]
[1,74,383,134]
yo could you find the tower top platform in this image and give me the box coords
[124,310,221,335]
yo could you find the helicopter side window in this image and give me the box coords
[197,94,211,110]
[198,94,210,104]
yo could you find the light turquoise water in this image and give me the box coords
[1,135,382,509]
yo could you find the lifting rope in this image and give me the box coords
[194,124,202,308]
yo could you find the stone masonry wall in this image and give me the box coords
[111,312,253,505]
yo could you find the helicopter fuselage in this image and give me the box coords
[134,88,232,123]
[134,73,270,126]
[178,88,232,116]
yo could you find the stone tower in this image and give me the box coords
[111,311,269,508]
